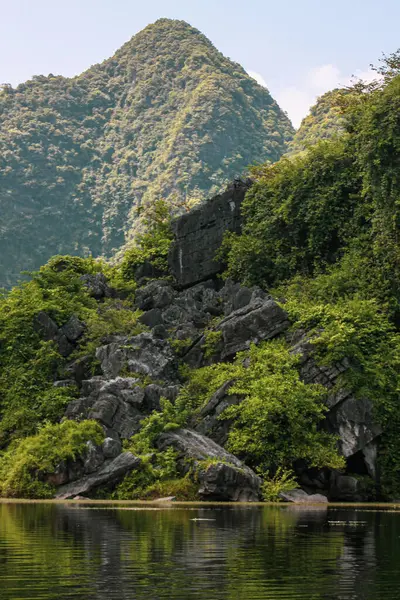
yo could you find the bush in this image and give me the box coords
[119,199,173,280]
[0,420,104,498]
[260,467,298,502]
[113,447,180,499]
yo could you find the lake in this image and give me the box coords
[0,502,399,599]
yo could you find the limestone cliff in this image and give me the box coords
[31,182,383,503]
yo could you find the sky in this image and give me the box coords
[0,0,398,127]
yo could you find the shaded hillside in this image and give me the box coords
[287,89,347,155]
[0,18,294,287]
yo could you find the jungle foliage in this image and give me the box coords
[221,68,400,496]
[0,18,293,288]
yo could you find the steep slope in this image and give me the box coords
[287,89,347,155]
[0,18,294,287]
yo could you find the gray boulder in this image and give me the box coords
[60,315,85,343]
[34,311,59,340]
[83,441,105,474]
[135,280,176,311]
[216,297,290,359]
[194,380,243,445]
[329,474,360,501]
[81,273,112,299]
[328,396,382,459]
[291,334,382,480]
[96,332,178,382]
[156,428,261,502]
[279,489,328,503]
[65,377,146,440]
[55,452,141,499]
[197,462,261,501]
[142,384,181,412]
[33,311,74,357]
[102,437,122,459]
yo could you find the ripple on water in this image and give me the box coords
[0,503,400,599]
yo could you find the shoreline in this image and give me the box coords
[1,498,400,508]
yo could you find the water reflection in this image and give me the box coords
[0,502,399,599]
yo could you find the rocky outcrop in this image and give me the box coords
[96,332,179,382]
[55,452,141,499]
[291,334,383,483]
[34,311,85,357]
[81,273,114,300]
[156,428,261,501]
[49,181,384,503]
[65,376,180,440]
[169,179,251,287]
[215,296,290,359]
[194,381,242,445]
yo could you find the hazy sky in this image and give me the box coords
[0,0,398,127]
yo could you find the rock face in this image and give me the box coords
[291,334,383,484]
[34,311,85,357]
[49,180,384,503]
[96,333,179,381]
[156,428,261,501]
[215,296,290,359]
[55,452,141,499]
[169,179,251,287]
[65,376,180,441]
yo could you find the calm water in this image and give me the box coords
[0,503,400,599]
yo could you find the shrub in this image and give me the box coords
[260,467,298,502]
[0,420,104,498]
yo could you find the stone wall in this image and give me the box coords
[168,179,251,287]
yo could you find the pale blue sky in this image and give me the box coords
[0,0,398,126]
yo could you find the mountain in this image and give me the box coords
[0,62,399,502]
[0,18,294,288]
[287,89,347,155]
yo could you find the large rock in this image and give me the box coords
[291,334,382,478]
[55,452,141,499]
[80,273,113,300]
[279,489,328,503]
[194,380,243,445]
[327,396,382,459]
[135,280,176,311]
[64,377,180,441]
[65,377,145,439]
[60,315,85,343]
[329,474,360,501]
[216,297,290,359]
[33,310,74,357]
[169,179,251,287]
[156,428,261,501]
[96,332,179,382]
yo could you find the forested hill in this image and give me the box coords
[0,18,294,288]
[287,89,347,155]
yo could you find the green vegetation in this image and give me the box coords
[120,340,344,485]
[118,199,174,279]
[220,66,400,496]
[259,467,298,502]
[0,420,104,498]
[0,254,139,445]
[0,18,293,288]
[287,89,348,155]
